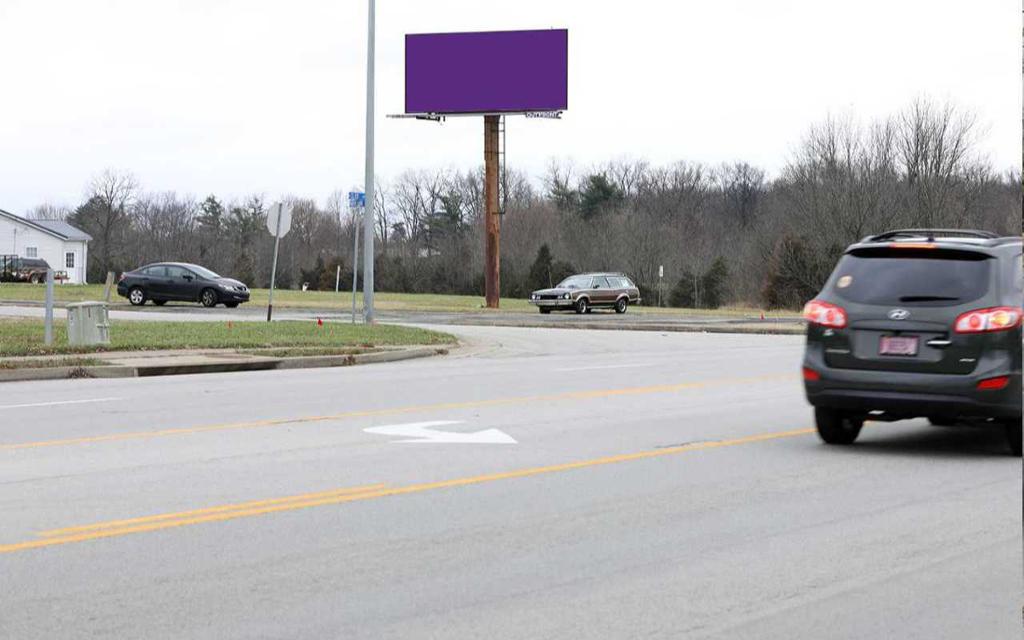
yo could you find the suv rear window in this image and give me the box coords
[831,248,991,307]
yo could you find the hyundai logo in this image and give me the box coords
[888,309,910,321]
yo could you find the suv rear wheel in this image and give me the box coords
[1005,421,1022,456]
[814,407,864,445]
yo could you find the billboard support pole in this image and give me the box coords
[484,115,501,309]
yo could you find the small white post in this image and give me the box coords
[44,269,54,345]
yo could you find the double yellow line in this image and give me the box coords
[0,426,814,555]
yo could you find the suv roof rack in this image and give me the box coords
[865,229,998,243]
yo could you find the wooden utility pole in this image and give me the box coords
[483,115,501,308]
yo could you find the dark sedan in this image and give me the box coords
[117,262,250,308]
[529,272,641,314]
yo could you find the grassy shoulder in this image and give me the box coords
[0,356,105,370]
[0,283,791,317]
[0,318,456,357]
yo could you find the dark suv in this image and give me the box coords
[802,229,1022,455]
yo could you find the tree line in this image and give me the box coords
[28,99,1022,309]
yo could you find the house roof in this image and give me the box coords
[0,208,91,242]
[30,219,92,241]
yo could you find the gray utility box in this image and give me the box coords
[66,302,110,346]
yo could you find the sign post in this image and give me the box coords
[658,265,664,307]
[349,191,365,324]
[265,202,293,322]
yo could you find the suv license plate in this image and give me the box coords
[879,336,919,356]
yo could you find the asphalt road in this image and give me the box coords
[0,326,1019,639]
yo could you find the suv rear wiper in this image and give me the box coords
[898,295,960,302]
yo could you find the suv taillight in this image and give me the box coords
[954,307,1022,334]
[803,300,847,328]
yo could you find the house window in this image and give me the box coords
[65,252,75,269]
[25,247,37,258]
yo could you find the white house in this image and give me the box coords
[0,208,91,284]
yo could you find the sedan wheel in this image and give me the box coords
[615,298,628,314]
[128,287,146,306]
[200,288,218,308]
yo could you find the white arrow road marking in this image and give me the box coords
[363,421,517,444]
[0,397,122,411]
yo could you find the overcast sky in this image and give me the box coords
[1,0,1020,214]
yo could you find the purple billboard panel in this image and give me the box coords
[405,29,568,115]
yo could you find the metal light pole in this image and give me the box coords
[362,0,376,323]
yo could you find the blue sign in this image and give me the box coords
[348,191,366,208]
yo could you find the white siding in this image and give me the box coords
[0,216,90,284]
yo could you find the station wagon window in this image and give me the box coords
[593,276,611,289]
[557,275,593,290]
[25,247,37,258]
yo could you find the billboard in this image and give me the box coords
[405,29,568,115]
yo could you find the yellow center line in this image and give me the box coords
[0,373,795,451]
[0,426,814,555]
[39,483,388,537]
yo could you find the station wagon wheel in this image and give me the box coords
[128,286,146,306]
[200,288,218,308]
[615,297,628,314]
[575,297,589,314]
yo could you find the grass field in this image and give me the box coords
[0,318,455,357]
[0,283,789,317]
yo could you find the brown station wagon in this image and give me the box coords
[529,272,641,314]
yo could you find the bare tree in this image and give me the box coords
[70,169,139,280]
[25,203,72,221]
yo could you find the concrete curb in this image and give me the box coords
[0,347,447,383]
